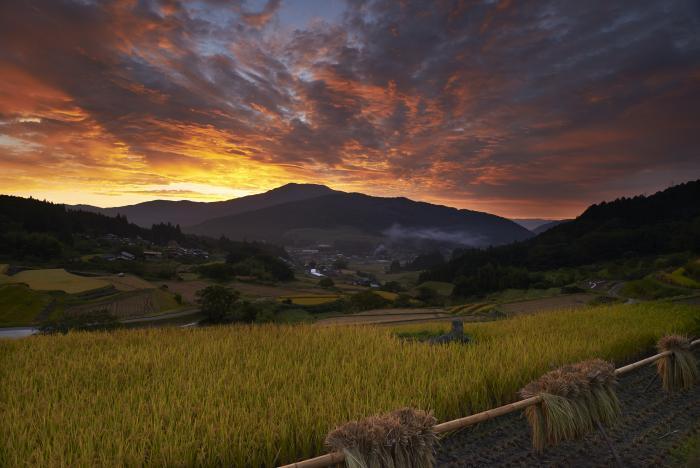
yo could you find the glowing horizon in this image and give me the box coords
[1,0,699,219]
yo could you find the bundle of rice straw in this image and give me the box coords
[325,407,437,468]
[656,335,699,392]
[519,359,620,452]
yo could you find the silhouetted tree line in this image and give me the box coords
[0,195,191,261]
[196,241,293,282]
[421,180,700,297]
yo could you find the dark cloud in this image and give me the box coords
[0,0,698,216]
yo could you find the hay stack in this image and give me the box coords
[656,335,699,392]
[520,359,620,452]
[325,407,437,468]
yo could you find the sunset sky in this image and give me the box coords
[1,0,699,218]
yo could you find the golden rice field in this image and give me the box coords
[0,268,109,294]
[1,302,697,467]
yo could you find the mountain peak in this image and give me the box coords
[270,183,335,194]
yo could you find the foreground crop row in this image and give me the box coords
[1,302,697,466]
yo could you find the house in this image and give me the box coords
[118,251,135,261]
[143,250,163,260]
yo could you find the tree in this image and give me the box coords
[196,285,239,323]
[319,277,335,288]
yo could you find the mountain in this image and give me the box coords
[531,219,570,235]
[72,183,335,228]
[421,180,700,293]
[185,191,533,248]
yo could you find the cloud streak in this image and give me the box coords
[0,0,698,216]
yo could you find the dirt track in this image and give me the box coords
[436,350,700,467]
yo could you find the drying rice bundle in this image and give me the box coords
[325,407,437,468]
[656,335,698,392]
[520,359,620,452]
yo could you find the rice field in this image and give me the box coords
[97,274,156,292]
[0,302,697,467]
[0,268,109,294]
[277,294,341,305]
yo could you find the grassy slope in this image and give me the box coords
[1,302,697,466]
[662,267,700,289]
[0,284,52,326]
[621,277,686,300]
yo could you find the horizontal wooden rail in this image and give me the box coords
[279,338,700,468]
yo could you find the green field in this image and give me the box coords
[0,284,52,326]
[1,302,697,466]
[0,269,109,294]
[661,267,700,289]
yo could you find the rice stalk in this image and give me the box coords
[325,408,437,468]
[520,359,620,452]
[0,303,696,466]
[656,335,699,392]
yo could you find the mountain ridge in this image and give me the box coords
[185,190,533,247]
[71,183,335,227]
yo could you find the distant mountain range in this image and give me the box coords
[531,219,570,234]
[72,184,533,248]
[512,218,569,234]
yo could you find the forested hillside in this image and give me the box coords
[421,180,700,296]
[0,195,184,260]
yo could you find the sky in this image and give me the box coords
[0,0,699,219]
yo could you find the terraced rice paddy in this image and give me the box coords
[1,302,697,466]
[0,268,109,294]
[65,289,181,319]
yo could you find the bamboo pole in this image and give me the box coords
[279,451,345,468]
[614,350,672,375]
[278,338,700,468]
[433,395,542,433]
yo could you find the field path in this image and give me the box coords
[436,350,700,467]
[119,307,200,324]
